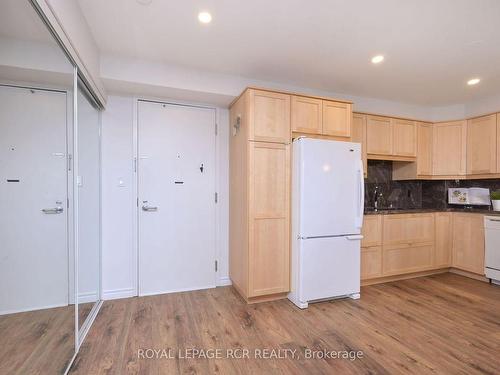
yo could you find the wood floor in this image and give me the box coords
[70,274,500,374]
[0,305,75,375]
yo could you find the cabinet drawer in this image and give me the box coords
[362,215,382,247]
[383,214,435,246]
[383,245,434,275]
[361,246,382,280]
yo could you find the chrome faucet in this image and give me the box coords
[373,186,380,211]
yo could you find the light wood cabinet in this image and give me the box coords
[322,100,351,137]
[361,247,383,280]
[249,89,290,143]
[432,120,467,177]
[361,215,382,280]
[291,95,322,134]
[291,96,352,139]
[248,142,290,297]
[467,114,497,175]
[434,212,452,267]
[366,115,393,156]
[383,244,434,275]
[393,119,417,157]
[229,88,291,303]
[417,122,433,176]
[383,213,435,247]
[362,215,382,247]
[452,213,485,275]
[352,113,367,177]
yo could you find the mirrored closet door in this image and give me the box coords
[0,1,102,373]
[76,77,102,337]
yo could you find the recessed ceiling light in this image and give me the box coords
[371,55,384,64]
[467,78,480,86]
[198,11,212,24]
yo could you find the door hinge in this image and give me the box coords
[215,260,218,272]
[215,192,218,203]
[136,197,139,207]
[215,123,218,136]
[133,157,137,173]
[67,198,69,208]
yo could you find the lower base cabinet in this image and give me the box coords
[361,212,486,282]
[452,213,485,275]
[383,244,434,276]
[361,246,382,279]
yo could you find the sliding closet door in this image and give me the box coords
[0,1,77,374]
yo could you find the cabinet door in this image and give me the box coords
[366,115,393,155]
[249,89,290,143]
[417,122,433,176]
[452,214,485,275]
[362,215,382,247]
[361,246,382,280]
[291,95,322,134]
[352,113,367,176]
[393,119,417,157]
[322,100,352,137]
[432,121,467,176]
[383,244,434,275]
[383,214,435,246]
[467,114,497,175]
[434,212,452,267]
[248,142,290,297]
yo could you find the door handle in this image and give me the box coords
[42,207,64,214]
[142,205,158,212]
[346,235,364,241]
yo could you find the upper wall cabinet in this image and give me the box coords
[291,96,322,134]
[432,120,467,177]
[392,119,417,157]
[416,122,433,176]
[467,114,497,176]
[366,115,416,161]
[291,95,352,138]
[322,100,352,137]
[249,89,290,143]
[366,115,393,156]
[352,113,367,177]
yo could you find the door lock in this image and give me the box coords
[200,163,204,173]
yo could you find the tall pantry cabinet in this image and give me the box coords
[229,88,291,303]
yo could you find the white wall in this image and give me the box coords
[101,95,230,300]
[101,96,136,299]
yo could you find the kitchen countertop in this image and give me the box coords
[364,208,500,216]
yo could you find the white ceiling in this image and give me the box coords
[79,0,500,107]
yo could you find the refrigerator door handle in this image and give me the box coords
[346,235,364,241]
[356,159,364,229]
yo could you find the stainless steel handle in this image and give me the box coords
[142,205,158,212]
[42,207,64,214]
[487,218,500,222]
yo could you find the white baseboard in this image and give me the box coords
[102,287,136,301]
[0,302,68,316]
[78,291,99,304]
[217,276,232,286]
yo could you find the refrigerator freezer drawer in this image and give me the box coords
[299,236,360,302]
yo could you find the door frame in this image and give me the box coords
[133,98,224,296]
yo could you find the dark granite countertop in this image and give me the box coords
[364,208,500,216]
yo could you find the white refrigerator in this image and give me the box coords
[288,137,364,309]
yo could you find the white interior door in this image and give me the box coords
[138,101,216,296]
[0,85,68,314]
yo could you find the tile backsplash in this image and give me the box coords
[364,160,500,210]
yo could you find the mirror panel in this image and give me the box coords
[0,0,76,373]
[77,78,101,333]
